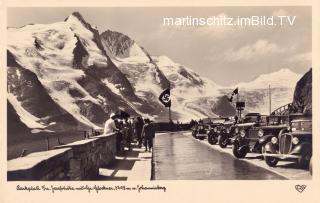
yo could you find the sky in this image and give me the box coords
[7,7,311,86]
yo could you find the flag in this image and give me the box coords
[233,88,238,95]
[228,87,238,102]
[159,88,171,107]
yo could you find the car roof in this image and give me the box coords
[245,113,260,116]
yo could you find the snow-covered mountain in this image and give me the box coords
[100,30,221,120]
[7,11,304,134]
[220,69,302,114]
[236,69,301,89]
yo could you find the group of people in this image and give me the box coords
[104,113,156,153]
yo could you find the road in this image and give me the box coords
[153,131,311,180]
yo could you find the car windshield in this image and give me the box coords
[244,116,259,122]
[291,121,312,132]
[268,117,279,125]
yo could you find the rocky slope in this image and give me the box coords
[292,68,312,115]
[7,11,304,135]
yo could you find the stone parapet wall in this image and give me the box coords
[7,133,116,181]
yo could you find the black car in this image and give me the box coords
[192,123,208,140]
[231,113,268,158]
[216,121,236,148]
[263,117,312,169]
[207,117,229,145]
[256,115,292,152]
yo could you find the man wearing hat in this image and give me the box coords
[104,113,118,135]
[104,113,124,152]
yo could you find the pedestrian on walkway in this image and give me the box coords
[104,113,123,152]
[142,119,156,152]
[123,118,134,151]
[103,113,118,134]
[135,116,144,148]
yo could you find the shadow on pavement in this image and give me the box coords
[97,143,146,180]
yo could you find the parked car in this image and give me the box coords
[256,115,292,153]
[192,123,208,140]
[263,116,312,169]
[217,121,237,148]
[231,113,268,158]
[207,117,229,145]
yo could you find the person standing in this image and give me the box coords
[141,119,156,152]
[104,113,122,151]
[123,118,133,151]
[104,113,117,134]
[135,117,144,148]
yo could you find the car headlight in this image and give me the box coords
[271,137,278,144]
[258,129,264,137]
[240,129,246,137]
[235,128,239,134]
[292,137,299,145]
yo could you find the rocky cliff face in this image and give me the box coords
[292,68,312,115]
[7,11,305,135]
[211,95,236,117]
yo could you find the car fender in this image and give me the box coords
[258,134,274,145]
[291,142,312,155]
[230,135,240,144]
[264,142,277,154]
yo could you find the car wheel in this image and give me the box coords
[232,142,247,158]
[208,135,213,144]
[260,145,266,160]
[265,155,278,167]
[218,135,228,148]
[208,135,217,145]
[297,151,311,169]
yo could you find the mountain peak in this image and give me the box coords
[235,68,302,89]
[65,11,97,32]
[65,12,86,23]
[277,68,295,74]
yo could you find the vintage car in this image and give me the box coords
[216,121,237,148]
[207,117,229,145]
[192,123,209,140]
[263,117,312,169]
[231,113,268,158]
[256,115,292,152]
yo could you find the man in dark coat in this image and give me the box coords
[141,119,156,152]
[135,117,144,148]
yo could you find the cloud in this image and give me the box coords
[287,52,312,63]
[225,39,288,61]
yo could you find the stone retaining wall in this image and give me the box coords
[7,133,116,181]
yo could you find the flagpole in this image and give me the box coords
[269,84,271,115]
[169,83,171,121]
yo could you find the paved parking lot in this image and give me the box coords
[153,131,311,180]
